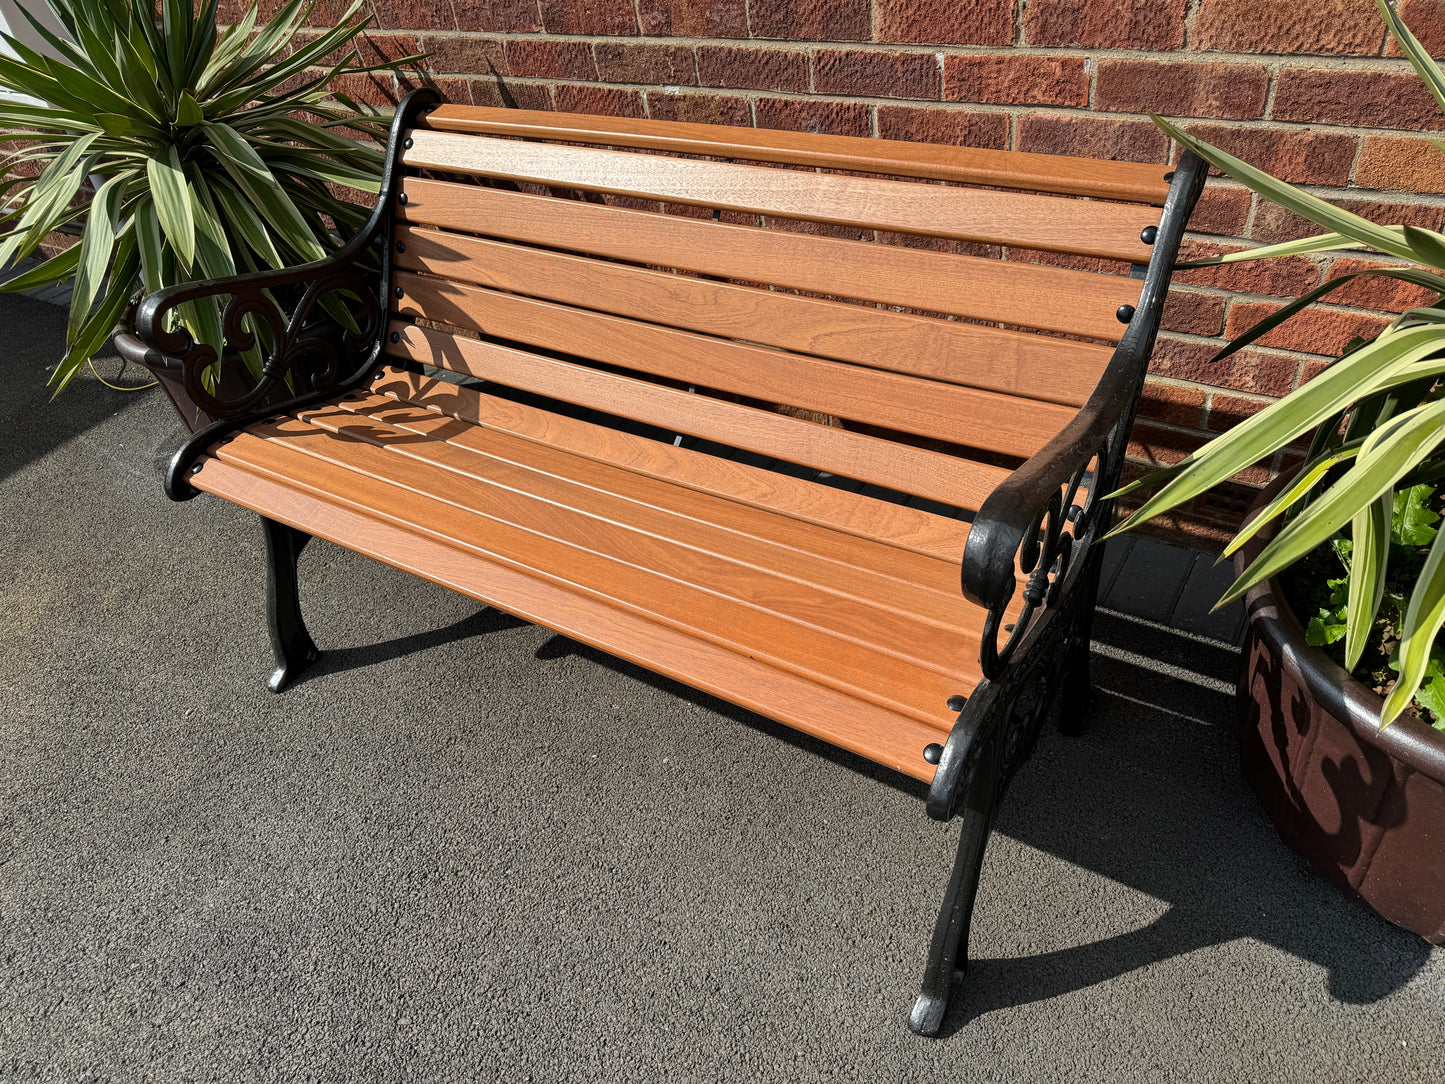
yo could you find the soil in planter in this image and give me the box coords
[1278,483,1445,731]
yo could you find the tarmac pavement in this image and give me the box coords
[2,291,1442,1082]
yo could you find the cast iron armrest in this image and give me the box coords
[111,88,441,501]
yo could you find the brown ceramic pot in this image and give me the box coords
[1236,477,1445,944]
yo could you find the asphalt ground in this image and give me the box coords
[2,292,1442,1082]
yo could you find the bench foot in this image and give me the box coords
[262,516,320,692]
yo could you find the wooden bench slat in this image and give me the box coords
[191,455,952,782]
[371,368,974,559]
[420,105,1173,205]
[384,322,1013,510]
[399,180,1142,342]
[394,272,1077,459]
[394,225,1112,407]
[403,130,1158,264]
[210,424,976,720]
[296,397,976,632]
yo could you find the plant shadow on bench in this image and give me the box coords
[525,604,1434,1037]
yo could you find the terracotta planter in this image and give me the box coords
[1236,479,1445,944]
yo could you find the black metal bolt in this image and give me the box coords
[190,464,203,474]
[398,192,408,205]
[374,370,386,381]
[396,241,406,253]
[923,744,943,765]
[390,331,400,343]
[1140,225,1158,245]
[1116,304,1136,324]
[1163,170,1175,182]
[946,694,967,712]
[394,287,405,299]
[404,137,413,150]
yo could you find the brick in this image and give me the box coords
[1391,0,1445,57]
[754,98,871,137]
[1356,136,1445,193]
[751,0,870,42]
[647,92,750,126]
[1252,197,1444,242]
[538,0,637,35]
[1024,0,1187,50]
[814,50,940,100]
[1206,393,1277,433]
[470,77,553,111]
[1323,257,1440,311]
[505,39,597,80]
[1175,241,1322,298]
[697,47,808,93]
[1138,383,1208,427]
[1188,185,1252,236]
[1273,69,1445,131]
[330,71,401,106]
[365,0,456,30]
[1194,0,1385,55]
[1016,114,1169,164]
[451,0,543,32]
[595,43,696,86]
[942,55,1088,107]
[1224,301,1391,355]
[1177,123,1357,186]
[553,84,646,118]
[637,0,749,36]
[1149,336,1300,396]
[1126,422,1200,467]
[1162,291,1227,336]
[877,0,1012,46]
[422,34,506,75]
[1097,60,1268,120]
[876,105,1009,149]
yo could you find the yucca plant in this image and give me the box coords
[1113,0,1445,729]
[0,0,423,392]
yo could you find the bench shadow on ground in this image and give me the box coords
[495,604,1434,1038]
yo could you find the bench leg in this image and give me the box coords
[1056,561,1101,737]
[909,728,1003,1037]
[261,516,321,693]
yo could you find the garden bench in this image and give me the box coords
[119,90,1205,1035]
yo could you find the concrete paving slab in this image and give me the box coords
[2,294,1441,1082]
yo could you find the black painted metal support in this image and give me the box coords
[909,728,1003,1037]
[262,516,320,692]
[1056,559,1102,737]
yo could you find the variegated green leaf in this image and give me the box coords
[1384,523,1445,726]
[1345,494,1392,671]
[146,145,195,269]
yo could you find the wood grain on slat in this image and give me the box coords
[312,390,972,607]
[213,424,970,721]
[286,404,976,664]
[384,322,1012,509]
[370,367,975,557]
[403,130,1158,264]
[191,454,953,781]
[394,225,1112,407]
[394,272,1075,459]
[398,180,1141,342]
[419,105,1172,205]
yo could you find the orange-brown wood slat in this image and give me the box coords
[419,105,1173,205]
[398,180,1142,342]
[402,130,1158,264]
[208,422,975,722]
[294,397,976,639]
[393,272,1077,459]
[393,225,1112,407]
[190,454,951,781]
[371,368,975,559]
[384,322,1012,510]
[316,390,970,606]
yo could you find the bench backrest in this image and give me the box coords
[381,106,1176,519]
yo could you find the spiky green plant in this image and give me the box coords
[0,0,423,392]
[1113,0,1445,728]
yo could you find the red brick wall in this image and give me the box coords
[266,0,1445,548]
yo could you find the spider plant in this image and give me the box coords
[0,0,423,392]
[1113,0,1445,728]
